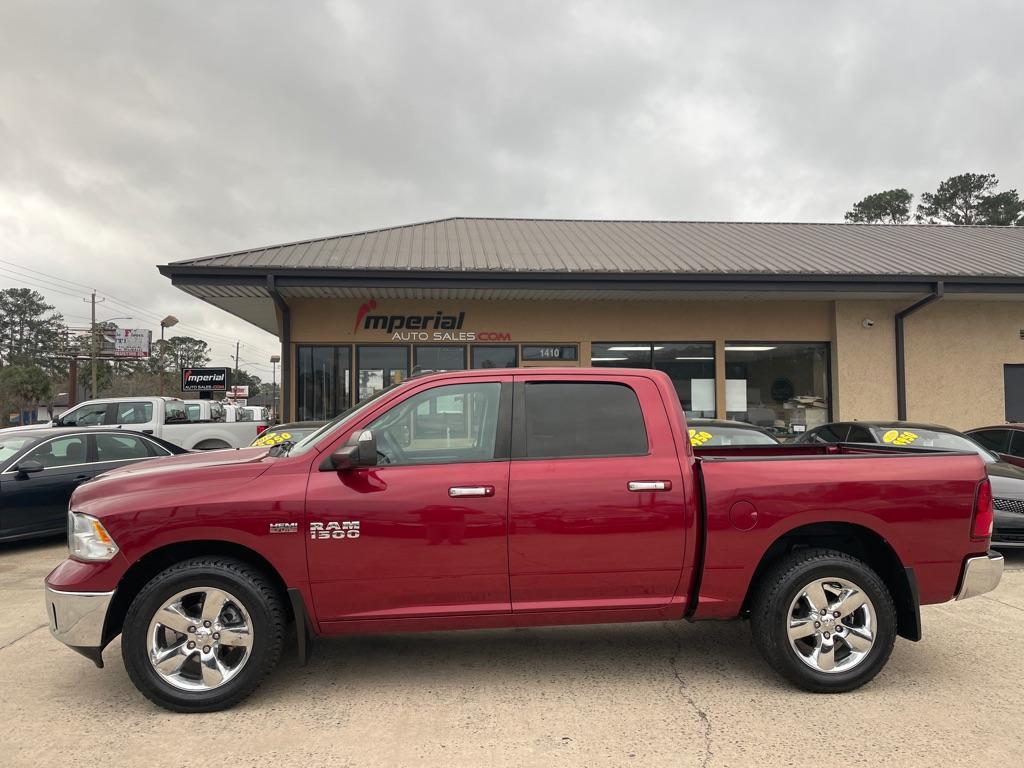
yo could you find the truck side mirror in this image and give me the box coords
[323,430,378,471]
[14,459,45,477]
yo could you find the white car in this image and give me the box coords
[14,397,261,451]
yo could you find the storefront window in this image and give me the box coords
[357,346,409,401]
[472,345,517,369]
[297,346,352,420]
[724,342,830,438]
[591,342,715,417]
[414,345,466,373]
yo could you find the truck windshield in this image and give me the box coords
[286,381,408,458]
[867,427,998,463]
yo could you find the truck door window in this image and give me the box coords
[522,382,648,459]
[115,402,153,425]
[60,403,108,427]
[164,401,189,423]
[366,382,501,466]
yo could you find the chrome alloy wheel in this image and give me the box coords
[147,587,253,691]
[787,577,877,674]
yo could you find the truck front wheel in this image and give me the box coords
[121,557,285,712]
[750,548,897,692]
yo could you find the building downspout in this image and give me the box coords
[895,281,944,420]
[266,276,292,422]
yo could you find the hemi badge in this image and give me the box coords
[269,522,298,534]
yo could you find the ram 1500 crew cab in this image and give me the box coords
[44,369,1003,712]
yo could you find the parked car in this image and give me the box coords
[1,428,187,542]
[5,397,262,451]
[250,421,326,448]
[795,420,1024,549]
[687,418,780,447]
[966,424,1024,469]
[45,369,1000,712]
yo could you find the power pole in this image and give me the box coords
[83,291,106,399]
[235,341,240,378]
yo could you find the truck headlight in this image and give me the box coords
[68,512,119,561]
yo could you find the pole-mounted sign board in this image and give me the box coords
[181,367,229,391]
[114,329,152,358]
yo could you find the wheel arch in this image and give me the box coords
[101,540,294,648]
[191,439,232,451]
[741,522,921,641]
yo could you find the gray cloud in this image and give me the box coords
[2,1,1023,369]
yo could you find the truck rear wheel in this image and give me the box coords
[750,548,896,692]
[121,557,285,712]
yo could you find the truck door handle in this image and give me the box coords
[449,486,495,498]
[628,481,671,492]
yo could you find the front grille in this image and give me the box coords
[995,498,1024,515]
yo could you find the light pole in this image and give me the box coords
[270,354,280,422]
[159,315,179,396]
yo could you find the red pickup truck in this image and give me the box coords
[45,368,1003,712]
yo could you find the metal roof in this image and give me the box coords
[164,217,1024,279]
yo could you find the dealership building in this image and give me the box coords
[159,218,1024,435]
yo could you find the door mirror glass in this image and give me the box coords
[326,430,378,471]
[14,459,44,476]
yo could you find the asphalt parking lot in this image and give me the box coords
[2,538,1022,767]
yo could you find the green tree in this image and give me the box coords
[0,288,69,375]
[0,364,53,425]
[977,189,1024,226]
[915,172,1023,225]
[845,189,913,223]
[157,336,211,371]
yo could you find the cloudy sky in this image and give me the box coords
[2,1,1022,375]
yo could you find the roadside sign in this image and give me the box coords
[114,328,152,358]
[181,367,229,391]
[228,385,249,398]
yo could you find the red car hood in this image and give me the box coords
[71,446,275,510]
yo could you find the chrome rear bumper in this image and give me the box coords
[44,585,115,666]
[955,551,1004,600]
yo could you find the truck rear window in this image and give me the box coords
[522,382,648,459]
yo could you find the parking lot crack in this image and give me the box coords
[979,595,1024,614]
[663,622,713,768]
[0,623,47,652]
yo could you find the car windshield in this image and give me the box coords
[689,426,779,447]
[286,382,408,458]
[868,427,998,462]
[0,436,36,464]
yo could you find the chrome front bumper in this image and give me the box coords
[44,585,115,665]
[955,551,1004,600]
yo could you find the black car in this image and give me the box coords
[687,418,781,447]
[795,420,1024,549]
[0,428,188,543]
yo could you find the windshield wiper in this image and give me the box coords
[267,440,295,457]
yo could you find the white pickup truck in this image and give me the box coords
[39,397,261,450]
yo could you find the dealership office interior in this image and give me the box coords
[160,217,1024,435]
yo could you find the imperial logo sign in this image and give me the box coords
[181,367,229,391]
[354,300,511,342]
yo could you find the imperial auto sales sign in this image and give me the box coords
[181,367,229,391]
[114,328,153,358]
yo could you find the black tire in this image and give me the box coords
[750,548,897,693]
[121,557,285,713]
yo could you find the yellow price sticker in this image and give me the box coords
[882,429,919,446]
[254,431,292,447]
[689,429,713,447]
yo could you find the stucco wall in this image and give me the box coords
[833,298,1024,430]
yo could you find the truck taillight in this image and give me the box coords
[971,479,994,541]
[256,424,268,435]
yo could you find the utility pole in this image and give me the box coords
[83,291,106,399]
[234,341,240,378]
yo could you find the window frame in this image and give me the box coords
[94,432,157,463]
[296,344,355,417]
[510,379,650,461]
[356,344,411,404]
[413,344,468,373]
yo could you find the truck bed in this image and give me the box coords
[689,442,988,619]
